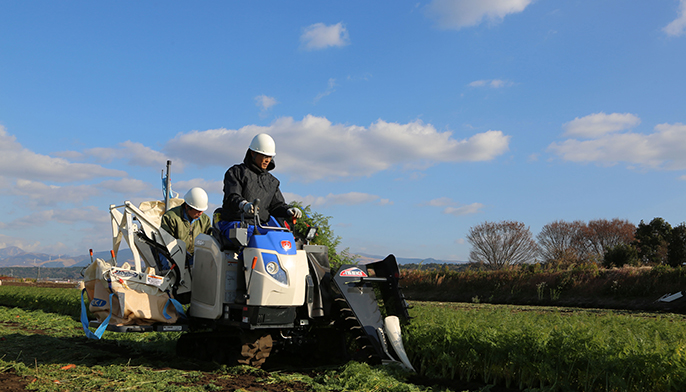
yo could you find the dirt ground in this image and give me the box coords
[0,371,313,392]
[0,370,524,392]
[0,372,29,392]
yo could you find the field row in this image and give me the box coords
[2,285,686,391]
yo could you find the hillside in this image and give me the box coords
[0,247,456,269]
[0,247,134,269]
[353,252,466,265]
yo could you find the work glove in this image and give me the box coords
[287,207,302,219]
[239,200,254,214]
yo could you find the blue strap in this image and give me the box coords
[163,297,187,320]
[80,289,114,340]
[162,176,178,200]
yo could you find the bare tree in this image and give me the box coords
[537,220,587,265]
[467,221,539,269]
[580,218,636,262]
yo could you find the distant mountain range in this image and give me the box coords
[0,246,463,268]
[0,246,134,268]
[351,253,465,265]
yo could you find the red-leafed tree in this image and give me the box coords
[580,218,636,262]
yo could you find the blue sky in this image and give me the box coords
[1,0,685,261]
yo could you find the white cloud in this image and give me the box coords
[165,115,511,181]
[128,141,171,168]
[426,0,533,30]
[284,192,382,207]
[98,178,155,195]
[444,203,484,216]
[10,206,108,229]
[469,79,514,88]
[427,197,455,207]
[0,233,41,252]
[548,120,686,170]
[664,0,686,37]
[255,95,278,117]
[313,78,337,104]
[84,141,175,169]
[173,179,224,195]
[300,22,350,50]
[11,179,100,206]
[0,127,125,182]
[563,112,641,138]
[164,127,258,168]
[427,197,484,216]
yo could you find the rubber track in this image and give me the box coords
[334,296,380,363]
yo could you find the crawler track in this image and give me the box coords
[333,296,381,364]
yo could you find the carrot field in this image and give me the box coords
[2,284,686,391]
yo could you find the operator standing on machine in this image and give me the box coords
[218,133,302,238]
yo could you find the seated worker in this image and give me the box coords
[160,187,212,259]
[218,133,301,238]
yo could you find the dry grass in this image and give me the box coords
[400,264,686,311]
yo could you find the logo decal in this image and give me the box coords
[281,240,292,251]
[91,298,107,307]
[339,267,368,278]
[112,269,138,278]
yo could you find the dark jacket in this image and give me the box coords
[160,204,211,255]
[221,150,289,224]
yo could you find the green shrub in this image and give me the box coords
[603,244,639,268]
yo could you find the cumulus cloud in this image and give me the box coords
[548,116,686,170]
[98,178,155,195]
[173,179,223,195]
[9,206,108,229]
[0,127,125,182]
[664,0,686,37]
[563,112,641,138]
[11,179,100,207]
[85,141,173,169]
[300,22,350,50]
[427,197,484,216]
[284,192,384,207]
[0,233,41,252]
[165,115,511,181]
[425,0,533,30]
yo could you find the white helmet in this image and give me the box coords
[249,133,276,157]
[183,187,208,212]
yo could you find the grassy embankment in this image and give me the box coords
[400,263,686,311]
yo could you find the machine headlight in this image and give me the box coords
[266,261,279,275]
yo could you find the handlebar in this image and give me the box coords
[251,198,289,233]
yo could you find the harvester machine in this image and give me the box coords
[83,198,414,370]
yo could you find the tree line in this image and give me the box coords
[466,217,686,269]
